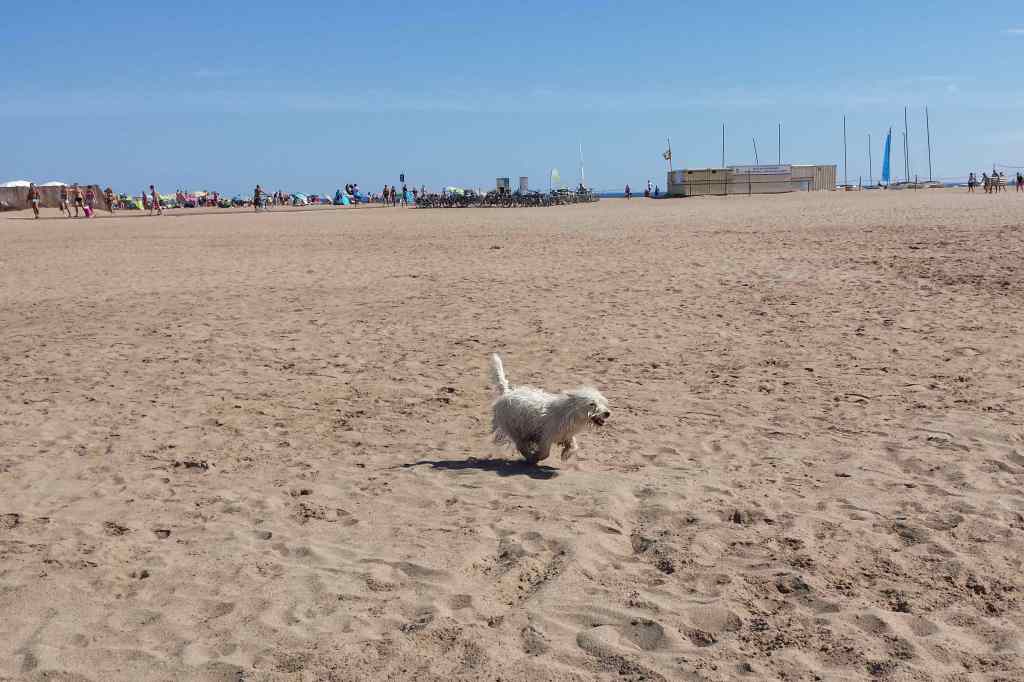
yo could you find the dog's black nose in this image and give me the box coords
[602,411,610,419]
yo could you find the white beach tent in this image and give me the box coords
[41,181,67,187]
[1,180,32,188]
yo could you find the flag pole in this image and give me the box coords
[778,122,782,165]
[752,137,759,165]
[666,137,673,172]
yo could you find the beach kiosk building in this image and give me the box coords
[667,164,836,197]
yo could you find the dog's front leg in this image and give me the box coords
[530,440,553,463]
[560,437,579,461]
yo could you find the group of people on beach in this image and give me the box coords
[26,182,118,219]
[621,183,659,199]
[380,184,408,206]
[967,170,1024,193]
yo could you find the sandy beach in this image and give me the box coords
[1,190,1022,681]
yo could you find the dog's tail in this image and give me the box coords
[490,353,510,395]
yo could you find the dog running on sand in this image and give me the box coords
[489,353,610,464]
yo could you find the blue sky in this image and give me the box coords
[3,1,1023,193]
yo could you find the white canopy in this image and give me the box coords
[0,180,32,188]
[41,181,67,186]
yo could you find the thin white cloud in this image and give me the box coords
[1005,28,1024,35]
[194,67,239,79]
[980,129,1024,144]
[0,75,1001,119]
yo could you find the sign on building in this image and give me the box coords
[727,164,792,175]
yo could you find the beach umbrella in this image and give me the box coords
[1,180,32,188]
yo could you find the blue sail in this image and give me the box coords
[881,130,892,185]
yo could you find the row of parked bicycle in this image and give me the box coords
[414,188,600,209]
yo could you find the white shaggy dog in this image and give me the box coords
[489,353,610,464]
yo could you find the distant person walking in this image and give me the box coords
[59,184,72,217]
[104,187,115,213]
[967,172,976,193]
[401,183,408,206]
[149,185,162,215]
[1017,172,1023,192]
[982,173,990,194]
[389,185,397,206]
[253,184,263,211]
[73,183,85,217]
[27,183,41,219]
[624,184,632,200]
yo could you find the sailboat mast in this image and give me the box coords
[925,107,933,182]
[904,106,911,183]
[752,137,759,165]
[868,133,873,186]
[843,116,848,187]
[722,124,726,168]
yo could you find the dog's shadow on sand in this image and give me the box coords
[403,457,559,480]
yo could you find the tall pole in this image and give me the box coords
[722,124,726,168]
[778,122,782,165]
[579,144,585,188]
[843,116,848,187]
[925,106,933,182]
[902,132,907,183]
[868,133,873,186]
[666,137,673,172]
[752,137,759,165]
[904,106,910,183]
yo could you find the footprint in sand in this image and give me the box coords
[575,619,670,680]
[481,531,571,605]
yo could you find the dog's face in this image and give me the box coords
[566,387,611,428]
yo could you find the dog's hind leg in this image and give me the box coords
[559,437,579,461]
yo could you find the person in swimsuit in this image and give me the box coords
[253,184,263,211]
[59,185,72,217]
[624,184,631,199]
[104,187,115,212]
[149,185,162,215]
[72,183,85,217]
[27,183,41,219]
